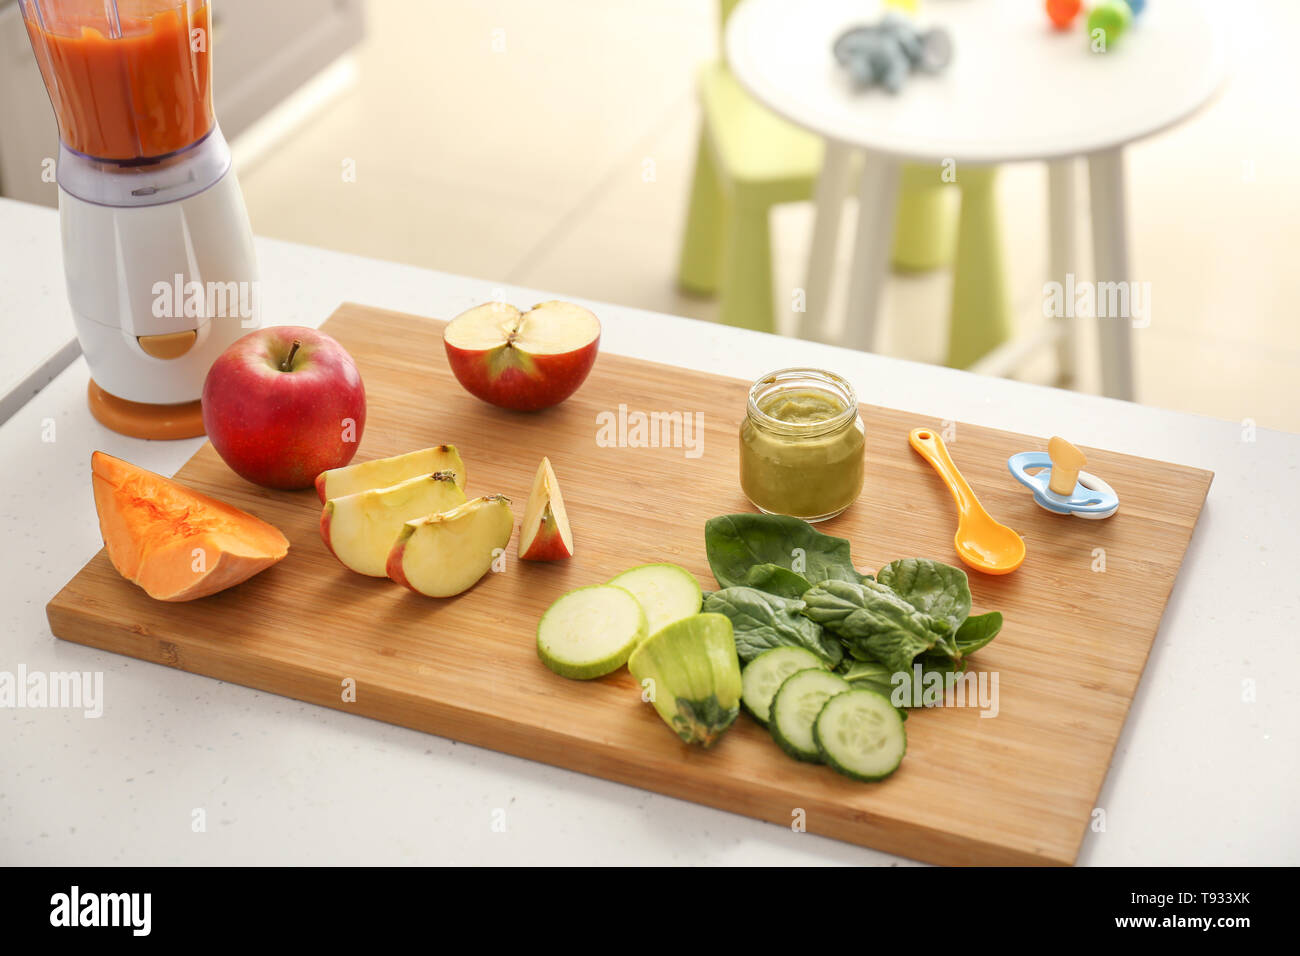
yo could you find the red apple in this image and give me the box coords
[201,326,366,490]
[442,300,600,411]
[518,456,574,561]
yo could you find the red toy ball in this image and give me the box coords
[1046,0,1083,30]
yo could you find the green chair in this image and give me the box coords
[945,165,1011,369]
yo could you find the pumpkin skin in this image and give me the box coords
[91,451,289,601]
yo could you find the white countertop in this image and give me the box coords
[0,198,82,424]
[1,197,1296,865]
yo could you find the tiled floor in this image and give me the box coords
[239,0,1300,432]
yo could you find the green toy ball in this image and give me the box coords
[1087,1,1132,51]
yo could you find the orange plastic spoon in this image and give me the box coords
[909,427,1025,575]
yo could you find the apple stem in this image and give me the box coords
[280,340,302,372]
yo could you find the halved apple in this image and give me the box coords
[387,495,515,597]
[320,471,466,576]
[518,456,573,561]
[315,445,465,503]
[442,300,600,411]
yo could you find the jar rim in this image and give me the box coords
[746,367,859,437]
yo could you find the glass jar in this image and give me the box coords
[739,368,865,522]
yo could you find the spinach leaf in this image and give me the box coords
[802,579,956,673]
[876,558,972,635]
[704,514,861,590]
[952,611,1002,657]
[837,660,896,696]
[741,563,813,599]
[702,586,843,667]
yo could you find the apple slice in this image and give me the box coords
[387,495,514,598]
[443,300,600,411]
[518,456,574,561]
[321,471,466,576]
[315,445,465,503]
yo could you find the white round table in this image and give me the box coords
[725,0,1228,399]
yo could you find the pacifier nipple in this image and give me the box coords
[1047,436,1086,497]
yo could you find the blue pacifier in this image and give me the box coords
[1008,437,1119,520]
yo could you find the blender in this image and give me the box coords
[20,0,258,439]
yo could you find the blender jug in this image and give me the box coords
[21,0,259,439]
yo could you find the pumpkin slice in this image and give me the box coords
[91,451,289,602]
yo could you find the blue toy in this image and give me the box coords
[833,14,953,94]
[1007,437,1119,519]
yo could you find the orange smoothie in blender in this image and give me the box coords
[22,1,212,161]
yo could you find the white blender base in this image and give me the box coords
[59,166,260,407]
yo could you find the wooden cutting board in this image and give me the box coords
[48,303,1212,865]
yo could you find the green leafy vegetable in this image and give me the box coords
[692,511,1011,779]
[741,563,812,599]
[802,579,957,673]
[876,558,972,635]
[952,611,1003,657]
[704,514,862,591]
[702,586,842,667]
[837,659,895,696]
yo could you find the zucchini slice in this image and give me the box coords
[607,563,702,640]
[768,669,851,762]
[741,647,826,725]
[537,585,647,680]
[814,688,907,782]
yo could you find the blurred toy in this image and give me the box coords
[833,14,953,94]
[1007,437,1120,519]
[1088,2,1133,50]
[1047,0,1144,50]
[1046,0,1082,30]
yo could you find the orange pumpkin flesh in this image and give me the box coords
[91,451,289,601]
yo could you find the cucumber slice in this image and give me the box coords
[607,563,702,640]
[768,669,851,762]
[741,647,826,725]
[537,585,647,680]
[814,689,907,782]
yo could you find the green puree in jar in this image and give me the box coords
[760,388,846,425]
[739,378,865,522]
